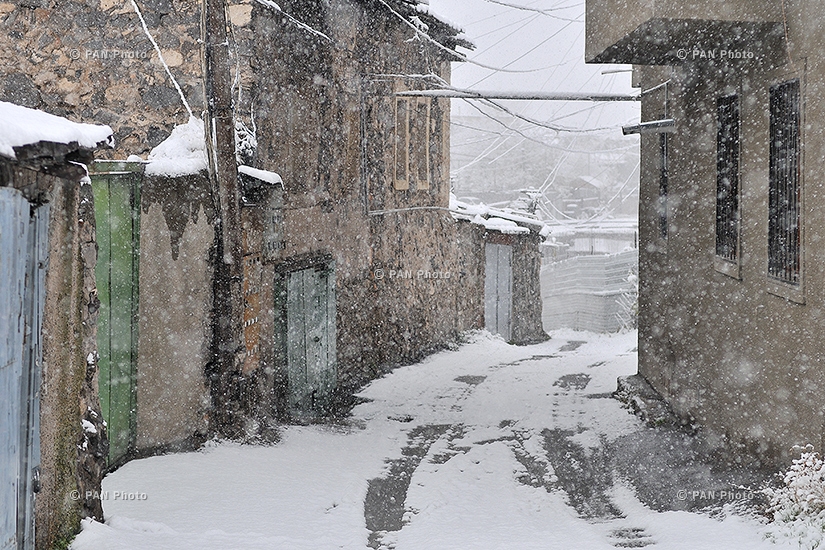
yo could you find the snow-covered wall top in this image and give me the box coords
[145,117,208,177]
[0,101,113,160]
[450,193,550,238]
[238,165,283,188]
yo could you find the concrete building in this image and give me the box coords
[586,0,825,464]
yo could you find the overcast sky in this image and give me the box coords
[428,0,639,130]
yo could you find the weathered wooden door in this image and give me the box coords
[92,162,141,465]
[485,243,513,341]
[285,265,337,414]
[1,188,46,550]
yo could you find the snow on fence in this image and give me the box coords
[541,249,638,333]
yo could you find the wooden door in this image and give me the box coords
[484,243,513,341]
[285,265,337,414]
[92,163,141,465]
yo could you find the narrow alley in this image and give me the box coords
[71,330,793,550]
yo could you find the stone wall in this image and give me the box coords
[243,0,481,410]
[0,0,204,156]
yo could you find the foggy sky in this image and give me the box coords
[429,0,640,130]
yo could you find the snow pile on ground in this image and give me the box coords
[764,446,825,549]
[145,117,207,177]
[71,331,797,550]
[0,101,113,159]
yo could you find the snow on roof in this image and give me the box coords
[0,101,113,160]
[145,117,208,177]
[413,2,465,35]
[450,193,550,238]
[238,165,283,188]
[473,215,530,235]
[576,175,606,189]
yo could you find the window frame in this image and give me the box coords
[766,76,804,302]
[657,132,668,241]
[714,93,741,278]
[394,96,431,191]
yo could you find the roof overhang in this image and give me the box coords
[587,18,786,67]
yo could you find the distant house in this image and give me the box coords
[561,175,605,218]
[585,0,825,465]
[0,102,111,550]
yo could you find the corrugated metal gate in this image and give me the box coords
[92,162,141,466]
[1,187,47,550]
[276,263,337,415]
[484,243,513,342]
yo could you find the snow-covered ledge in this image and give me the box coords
[0,101,113,160]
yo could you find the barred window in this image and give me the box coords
[768,79,801,284]
[716,94,740,262]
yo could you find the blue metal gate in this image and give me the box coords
[1,187,46,550]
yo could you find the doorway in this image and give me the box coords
[0,189,47,550]
[274,261,337,416]
[91,161,141,466]
[484,243,513,342]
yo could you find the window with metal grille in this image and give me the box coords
[658,133,668,240]
[716,94,740,262]
[768,79,801,285]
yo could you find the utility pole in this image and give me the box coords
[202,0,245,437]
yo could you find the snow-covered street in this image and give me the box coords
[71,330,793,550]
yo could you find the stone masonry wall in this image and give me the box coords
[0,0,204,156]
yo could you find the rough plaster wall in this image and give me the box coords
[36,179,104,548]
[635,37,825,465]
[137,174,213,451]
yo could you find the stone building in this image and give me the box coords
[0,102,111,550]
[586,0,825,465]
[2,4,548,545]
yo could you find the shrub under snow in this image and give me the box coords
[764,445,825,549]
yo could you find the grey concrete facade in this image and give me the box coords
[587,0,825,465]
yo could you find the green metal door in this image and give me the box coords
[91,161,141,466]
[284,264,337,415]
